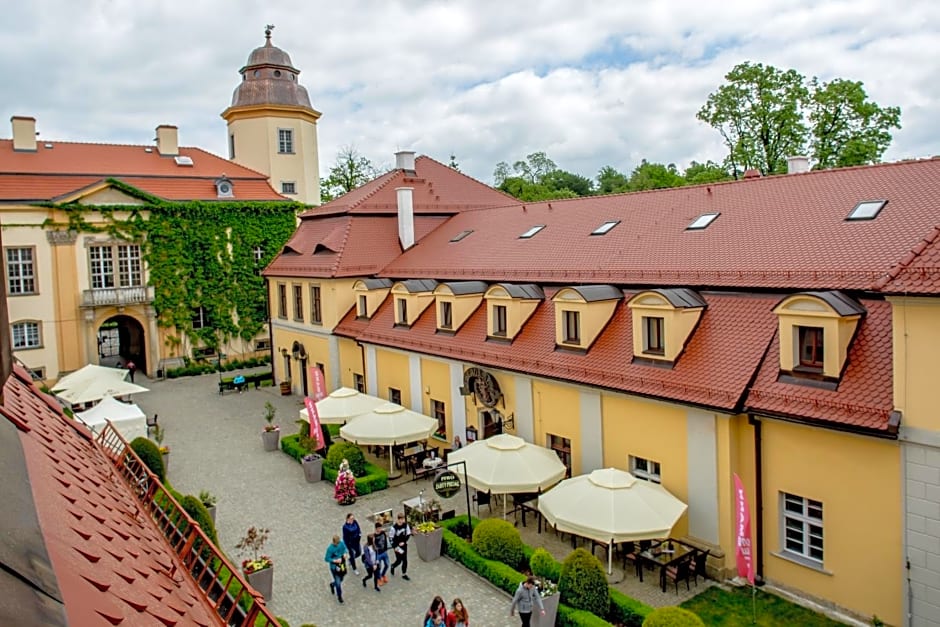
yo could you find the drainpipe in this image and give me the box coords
[265,278,276,381]
[748,414,765,584]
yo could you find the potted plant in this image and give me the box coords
[301,452,323,483]
[199,490,217,524]
[333,458,357,505]
[412,520,444,562]
[153,425,169,474]
[236,526,273,600]
[261,402,280,451]
[530,547,560,627]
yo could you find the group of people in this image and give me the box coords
[423,595,469,626]
[324,511,413,604]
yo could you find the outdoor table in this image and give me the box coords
[422,456,444,470]
[400,445,425,473]
[638,540,694,591]
[509,492,542,532]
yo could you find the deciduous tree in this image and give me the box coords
[320,146,381,203]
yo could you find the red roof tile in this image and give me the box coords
[1,367,219,625]
[0,140,284,201]
[874,225,940,294]
[381,159,940,291]
[745,299,895,433]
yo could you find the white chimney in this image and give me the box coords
[155,124,179,156]
[11,116,37,152]
[396,187,415,250]
[787,155,810,174]
[395,150,416,171]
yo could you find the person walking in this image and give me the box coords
[342,512,362,575]
[360,534,380,592]
[126,360,137,383]
[324,535,349,604]
[373,521,390,585]
[446,597,469,627]
[389,512,411,581]
[510,576,544,626]
[424,596,447,624]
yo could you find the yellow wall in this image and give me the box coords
[338,337,364,389]
[420,358,451,442]
[271,326,328,391]
[551,290,618,349]
[532,380,582,472]
[375,349,411,405]
[890,297,940,431]
[761,420,901,624]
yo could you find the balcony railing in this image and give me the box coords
[82,285,154,307]
[95,423,279,627]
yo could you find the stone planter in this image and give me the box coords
[161,451,169,475]
[534,593,559,627]
[413,527,443,562]
[205,504,217,525]
[246,565,274,601]
[261,429,280,451]
[301,456,323,482]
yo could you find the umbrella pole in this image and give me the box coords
[608,540,613,575]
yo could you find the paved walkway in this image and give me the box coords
[135,374,521,626]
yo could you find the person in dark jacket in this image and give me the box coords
[342,513,362,575]
[389,512,411,581]
[360,533,380,591]
[373,521,390,584]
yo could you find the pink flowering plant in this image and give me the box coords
[236,526,272,574]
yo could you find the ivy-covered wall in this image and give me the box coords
[45,180,302,350]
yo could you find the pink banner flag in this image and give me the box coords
[310,365,327,401]
[733,473,755,584]
[304,396,325,451]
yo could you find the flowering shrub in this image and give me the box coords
[242,555,273,574]
[333,459,357,504]
[536,577,559,598]
[414,521,439,534]
[158,445,170,454]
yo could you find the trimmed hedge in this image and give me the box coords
[531,547,561,582]
[280,434,388,495]
[472,518,526,571]
[324,441,367,477]
[559,548,611,617]
[180,494,218,544]
[642,607,705,626]
[130,436,165,482]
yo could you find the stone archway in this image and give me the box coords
[97,314,146,374]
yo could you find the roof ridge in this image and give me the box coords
[329,217,355,275]
[873,224,940,291]
[415,155,518,203]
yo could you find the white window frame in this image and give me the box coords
[281,181,296,195]
[89,243,142,289]
[191,306,210,330]
[630,455,662,484]
[6,247,36,295]
[357,295,369,318]
[278,128,294,154]
[781,492,824,565]
[12,320,41,349]
[562,310,580,344]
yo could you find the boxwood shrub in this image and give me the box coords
[642,607,705,626]
[472,518,526,571]
[130,436,165,482]
[324,441,367,477]
[180,494,218,544]
[559,548,611,617]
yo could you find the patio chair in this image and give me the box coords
[692,549,711,586]
[620,541,641,578]
[662,555,693,594]
[472,490,492,514]
[146,414,158,436]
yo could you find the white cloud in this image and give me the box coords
[1,0,937,185]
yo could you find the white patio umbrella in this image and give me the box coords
[298,387,386,424]
[52,364,149,406]
[538,467,688,574]
[76,395,148,441]
[339,403,437,477]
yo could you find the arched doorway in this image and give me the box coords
[97,315,146,374]
[480,409,504,439]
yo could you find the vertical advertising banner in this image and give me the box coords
[310,365,327,401]
[733,473,755,584]
[304,396,325,451]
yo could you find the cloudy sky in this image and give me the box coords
[2,0,938,184]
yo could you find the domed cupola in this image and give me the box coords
[230,25,312,108]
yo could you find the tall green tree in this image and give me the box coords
[493,152,593,201]
[808,78,901,169]
[628,160,686,191]
[320,145,381,203]
[596,165,630,194]
[697,62,809,176]
[683,160,732,185]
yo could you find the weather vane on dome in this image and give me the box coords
[264,24,275,42]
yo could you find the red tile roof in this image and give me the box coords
[1,367,218,625]
[0,140,284,201]
[301,156,515,217]
[745,299,895,433]
[874,225,940,294]
[381,158,940,292]
[354,290,777,412]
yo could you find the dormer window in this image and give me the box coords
[493,305,507,336]
[628,289,707,365]
[772,291,866,383]
[352,278,394,320]
[552,285,621,351]
[390,279,438,328]
[484,283,543,342]
[434,281,486,334]
[214,176,234,198]
[397,298,408,325]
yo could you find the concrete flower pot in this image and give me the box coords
[246,565,274,601]
[414,527,443,562]
[261,429,280,451]
[161,451,170,475]
[301,456,323,482]
[534,593,559,627]
[205,505,217,525]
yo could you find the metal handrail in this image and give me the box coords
[95,422,280,626]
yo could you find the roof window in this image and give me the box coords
[174,155,194,167]
[687,213,719,230]
[519,225,545,239]
[450,230,474,243]
[847,200,886,221]
[591,220,620,236]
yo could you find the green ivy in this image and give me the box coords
[43,180,301,349]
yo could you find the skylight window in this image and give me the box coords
[519,225,546,239]
[847,200,887,221]
[450,229,474,243]
[174,155,194,166]
[591,220,620,236]
[687,213,720,230]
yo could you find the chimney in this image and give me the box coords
[395,150,416,172]
[396,187,415,250]
[743,169,761,180]
[11,116,37,152]
[787,155,810,174]
[155,125,179,156]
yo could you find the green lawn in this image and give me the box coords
[680,586,847,626]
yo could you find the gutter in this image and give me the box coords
[748,414,766,585]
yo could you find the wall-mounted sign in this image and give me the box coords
[460,367,503,408]
[433,470,462,499]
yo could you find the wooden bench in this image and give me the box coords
[218,370,274,394]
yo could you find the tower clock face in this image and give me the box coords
[220,183,231,194]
